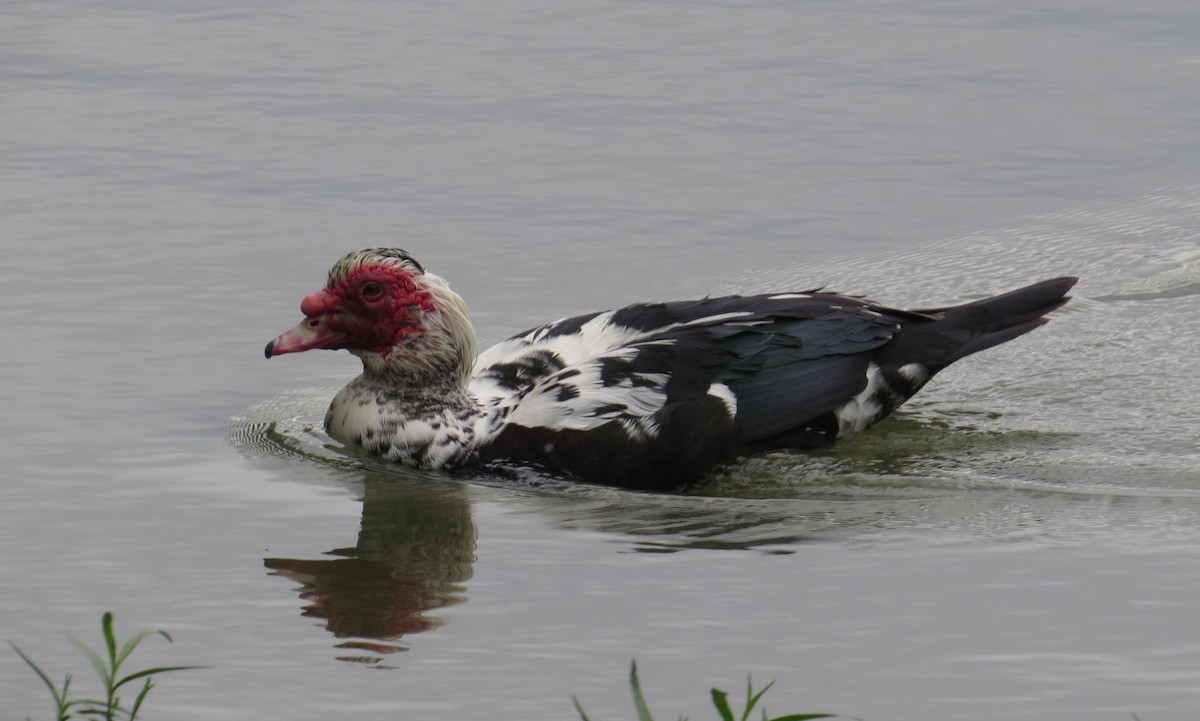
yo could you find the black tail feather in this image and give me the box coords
[938,276,1076,364]
[949,317,1048,362]
[883,276,1077,373]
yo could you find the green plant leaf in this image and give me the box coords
[57,675,77,721]
[112,665,206,692]
[711,687,735,721]
[65,633,112,688]
[743,678,776,721]
[127,678,155,721]
[629,660,656,721]
[101,613,118,670]
[12,612,200,721]
[572,695,594,721]
[114,630,171,670]
[570,662,846,721]
[10,642,68,711]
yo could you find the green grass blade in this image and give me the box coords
[101,613,118,672]
[127,678,155,721]
[572,695,594,721]
[13,614,199,721]
[57,675,76,721]
[114,630,171,669]
[65,633,112,688]
[70,699,115,712]
[629,660,656,721]
[112,665,205,692]
[571,662,846,721]
[114,630,153,669]
[711,687,735,721]
[58,682,125,721]
[9,642,68,710]
[743,678,776,721]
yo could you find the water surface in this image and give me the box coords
[3,1,1200,719]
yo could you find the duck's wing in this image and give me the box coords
[469,293,909,489]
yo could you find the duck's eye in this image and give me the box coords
[361,282,384,300]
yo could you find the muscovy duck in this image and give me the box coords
[266,247,1076,491]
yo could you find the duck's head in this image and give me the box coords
[266,248,476,384]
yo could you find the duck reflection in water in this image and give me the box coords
[265,477,475,666]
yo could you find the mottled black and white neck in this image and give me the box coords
[266,247,1076,491]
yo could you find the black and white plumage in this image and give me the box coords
[266,247,1076,491]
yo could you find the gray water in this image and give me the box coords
[3,1,1200,719]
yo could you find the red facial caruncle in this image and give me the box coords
[266,262,435,359]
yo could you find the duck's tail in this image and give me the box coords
[882,276,1078,373]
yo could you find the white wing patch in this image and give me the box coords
[502,346,670,438]
[675,311,754,327]
[468,307,775,441]
[898,362,928,385]
[470,314,681,440]
[707,382,738,417]
[542,311,646,356]
[833,362,885,435]
[471,311,645,405]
